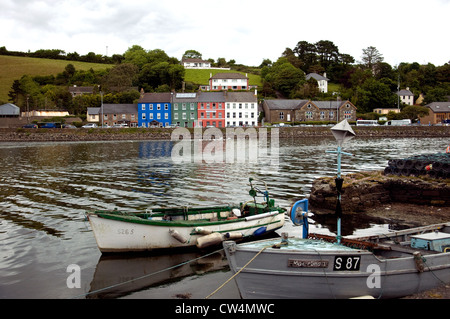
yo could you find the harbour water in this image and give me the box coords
[0,136,448,299]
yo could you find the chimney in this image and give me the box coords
[323,72,326,78]
[254,89,257,96]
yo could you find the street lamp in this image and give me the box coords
[326,119,355,244]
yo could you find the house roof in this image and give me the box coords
[197,91,225,102]
[306,73,329,81]
[138,93,172,103]
[69,86,93,94]
[425,102,450,113]
[173,93,197,102]
[210,73,248,80]
[0,103,20,115]
[397,89,414,96]
[225,91,257,103]
[311,101,351,109]
[264,99,309,110]
[182,58,210,64]
[89,104,137,114]
[87,107,100,115]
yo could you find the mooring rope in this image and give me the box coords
[205,246,268,299]
[71,248,224,299]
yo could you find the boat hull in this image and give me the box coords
[223,226,450,299]
[88,211,285,252]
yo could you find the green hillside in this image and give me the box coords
[184,69,262,87]
[0,55,112,103]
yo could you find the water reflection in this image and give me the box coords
[87,250,227,299]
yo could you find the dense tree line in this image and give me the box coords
[259,40,449,120]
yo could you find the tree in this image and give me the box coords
[262,57,305,98]
[361,46,384,71]
[182,50,202,60]
[101,63,139,92]
[293,41,317,72]
[401,105,429,122]
[355,78,397,113]
[315,40,339,70]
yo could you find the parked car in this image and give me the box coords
[40,122,61,128]
[112,123,128,128]
[82,123,98,128]
[62,124,77,129]
[22,124,38,128]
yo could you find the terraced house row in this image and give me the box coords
[86,92,357,128]
[138,91,259,128]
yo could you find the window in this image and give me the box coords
[142,104,146,110]
[174,113,179,120]
[150,104,153,110]
[182,113,186,120]
[157,104,161,110]
[174,104,178,110]
[157,113,161,119]
[165,113,169,120]
[320,111,325,119]
[182,103,186,110]
[279,112,284,120]
[149,114,153,119]
[306,111,313,119]
[142,114,146,120]
[344,111,352,119]
[164,104,168,110]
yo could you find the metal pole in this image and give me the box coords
[101,91,103,128]
[336,146,342,244]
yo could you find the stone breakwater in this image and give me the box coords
[309,171,450,213]
[0,126,449,142]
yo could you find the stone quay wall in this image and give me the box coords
[0,126,448,142]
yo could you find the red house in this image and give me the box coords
[196,92,225,128]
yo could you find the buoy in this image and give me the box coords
[193,227,212,235]
[446,145,450,153]
[196,232,223,248]
[426,164,433,171]
[253,226,267,236]
[224,232,243,240]
[169,229,187,243]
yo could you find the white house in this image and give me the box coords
[181,58,212,69]
[210,73,249,91]
[397,87,414,106]
[305,73,329,93]
[225,91,258,127]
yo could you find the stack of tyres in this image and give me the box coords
[384,153,450,179]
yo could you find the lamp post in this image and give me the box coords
[326,119,355,244]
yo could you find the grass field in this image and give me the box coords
[0,55,112,103]
[184,69,262,87]
[0,56,263,103]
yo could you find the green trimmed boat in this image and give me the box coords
[87,179,286,252]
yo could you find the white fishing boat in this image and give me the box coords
[87,178,286,252]
[222,120,450,299]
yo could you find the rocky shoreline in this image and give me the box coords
[309,170,450,226]
[0,125,448,142]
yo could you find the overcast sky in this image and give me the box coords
[1,0,449,67]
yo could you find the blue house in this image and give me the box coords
[138,92,173,127]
